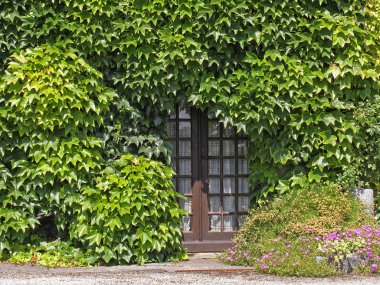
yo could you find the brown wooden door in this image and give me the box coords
[167,107,249,252]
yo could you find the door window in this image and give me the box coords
[167,106,249,244]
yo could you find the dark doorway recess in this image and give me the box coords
[167,106,249,252]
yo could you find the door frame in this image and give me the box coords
[169,107,249,252]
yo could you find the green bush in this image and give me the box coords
[236,184,372,245]
[69,154,186,265]
[220,183,376,276]
[0,44,186,265]
[0,43,114,251]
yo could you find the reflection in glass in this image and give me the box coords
[223,159,235,175]
[179,197,192,213]
[207,112,216,119]
[181,216,192,232]
[223,178,235,193]
[208,178,220,193]
[223,140,235,156]
[208,159,220,175]
[238,196,250,211]
[166,122,176,138]
[179,122,191,137]
[169,141,176,157]
[178,178,192,194]
[238,215,247,227]
[208,122,220,137]
[179,107,191,119]
[208,141,220,156]
[238,159,248,174]
[179,159,192,175]
[223,125,235,137]
[171,160,177,173]
[179,141,191,156]
[237,131,246,138]
[169,110,176,119]
[223,215,237,231]
[209,196,221,212]
[238,177,249,193]
[209,215,221,231]
[223,196,235,212]
[237,140,248,156]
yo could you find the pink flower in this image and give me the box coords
[261,264,269,270]
[371,263,378,272]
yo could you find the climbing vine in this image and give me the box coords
[0,0,379,263]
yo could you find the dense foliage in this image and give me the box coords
[1,0,379,201]
[0,44,185,264]
[0,0,379,265]
[220,184,378,276]
[69,154,185,265]
[0,43,112,251]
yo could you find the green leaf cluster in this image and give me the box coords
[0,43,185,264]
[69,154,186,264]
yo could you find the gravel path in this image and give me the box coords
[1,270,380,285]
[1,254,380,285]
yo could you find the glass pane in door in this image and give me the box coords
[208,141,220,156]
[167,105,194,236]
[223,140,235,156]
[209,215,221,231]
[223,196,235,212]
[223,178,235,193]
[206,116,250,235]
[208,178,221,193]
[208,159,221,175]
[223,215,237,231]
[208,122,220,137]
[181,216,192,232]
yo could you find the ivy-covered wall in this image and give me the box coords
[0,0,379,262]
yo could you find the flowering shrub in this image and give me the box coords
[220,225,380,276]
[219,236,336,277]
[235,184,371,248]
[220,183,379,276]
[319,226,380,273]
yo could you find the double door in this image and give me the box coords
[167,107,249,252]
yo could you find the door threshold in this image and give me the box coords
[183,241,233,252]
